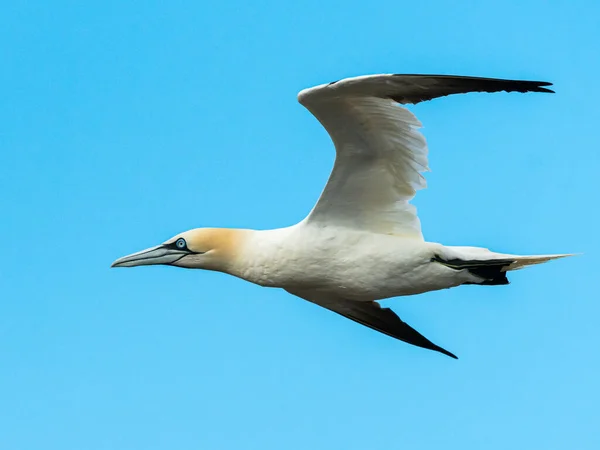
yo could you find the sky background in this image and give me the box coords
[1,0,599,449]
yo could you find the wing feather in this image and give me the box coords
[288,290,457,359]
[298,74,553,238]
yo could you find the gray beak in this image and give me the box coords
[111,245,187,268]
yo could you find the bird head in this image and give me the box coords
[111,228,248,272]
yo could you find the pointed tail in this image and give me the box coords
[434,247,576,286]
[505,253,576,271]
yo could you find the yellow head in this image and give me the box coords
[111,228,249,273]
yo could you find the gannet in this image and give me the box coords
[112,74,572,359]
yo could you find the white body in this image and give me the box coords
[235,224,472,300]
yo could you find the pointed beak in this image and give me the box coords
[111,245,187,268]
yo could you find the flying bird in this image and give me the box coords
[112,74,571,359]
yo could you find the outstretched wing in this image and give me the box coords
[298,74,553,239]
[288,290,457,359]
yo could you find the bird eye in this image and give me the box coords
[175,238,186,249]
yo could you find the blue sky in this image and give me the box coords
[1,0,599,448]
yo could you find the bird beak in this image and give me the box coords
[111,245,187,268]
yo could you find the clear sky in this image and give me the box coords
[1,0,599,449]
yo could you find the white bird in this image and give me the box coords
[112,74,572,359]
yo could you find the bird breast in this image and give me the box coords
[232,224,437,300]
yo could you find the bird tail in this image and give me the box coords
[503,253,575,271]
[434,247,575,286]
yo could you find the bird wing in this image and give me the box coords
[298,74,553,239]
[287,290,457,359]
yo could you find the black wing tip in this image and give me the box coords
[524,81,554,94]
[324,300,460,360]
[440,348,459,359]
[537,85,555,94]
[430,342,458,359]
[392,73,555,94]
[528,80,553,87]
